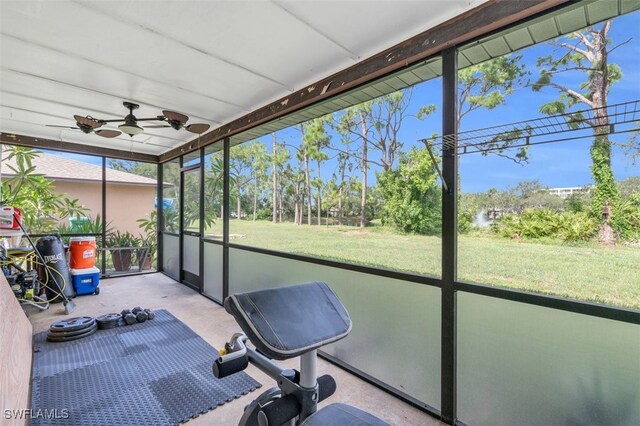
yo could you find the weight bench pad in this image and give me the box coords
[224,281,352,360]
[302,403,389,426]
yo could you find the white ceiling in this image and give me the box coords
[0,0,488,156]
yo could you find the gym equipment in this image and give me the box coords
[35,235,75,301]
[135,310,148,323]
[96,313,121,330]
[20,217,75,312]
[50,317,96,332]
[47,316,97,342]
[121,308,132,317]
[123,312,137,325]
[214,281,389,425]
[132,306,144,314]
[145,308,156,320]
[47,323,97,342]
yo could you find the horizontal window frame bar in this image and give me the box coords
[160,231,180,237]
[29,233,102,238]
[202,238,224,246]
[454,280,640,325]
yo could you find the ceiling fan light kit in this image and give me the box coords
[47,101,210,139]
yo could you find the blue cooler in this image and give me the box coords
[71,267,100,296]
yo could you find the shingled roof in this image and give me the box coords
[1,150,157,186]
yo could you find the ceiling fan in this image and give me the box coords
[47,101,211,138]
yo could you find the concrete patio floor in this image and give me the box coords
[27,273,441,426]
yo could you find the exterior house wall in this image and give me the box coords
[53,181,155,235]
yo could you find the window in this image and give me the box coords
[228,63,444,277]
[456,11,640,309]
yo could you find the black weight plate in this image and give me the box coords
[97,318,121,330]
[48,323,98,338]
[97,313,121,322]
[47,324,98,342]
[50,317,96,332]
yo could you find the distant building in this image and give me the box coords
[546,186,592,199]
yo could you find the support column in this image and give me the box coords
[157,163,163,272]
[222,137,230,300]
[199,147,205,293]
[441,47,458,425]
[101,157,107,275]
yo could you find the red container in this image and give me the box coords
[0,206,21,229]
[69,237,97,269]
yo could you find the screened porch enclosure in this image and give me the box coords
[1,0,639,425]
[156,3,640,424]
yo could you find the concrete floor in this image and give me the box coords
[27,273,442,425]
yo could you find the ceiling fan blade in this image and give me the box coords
[162,110,189,124]
[186,123,210,134]
[46,125,79,129]
[74,115,102,129]
[144,125,172,128]
[95,129,121,138]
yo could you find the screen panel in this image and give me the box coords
[457,292,640,425]
[162,233,179,281]
[229,247,441,408]
[203,242,223,302]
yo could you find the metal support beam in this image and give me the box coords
[101,156,107,275]
[157,163,164,272]
[222,137,230,300]
[441,47,458,425]
[178,156,184,283]
[159,0,569,163]
[199,147,205,293]
[0,132,159,163]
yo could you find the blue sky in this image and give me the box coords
[47,10,640,195]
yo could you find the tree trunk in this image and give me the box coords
[272,134,277,223]
[296,179,304,225]
[252,176,258,221]
[236,183,242,220]
[338,186,343,226]
[316,161,322,226]
[359,112,368,228]
[278,187,283,222]
[304,156,311,225]
[588,22,618,242]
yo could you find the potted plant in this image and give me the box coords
[107,231,139,272]
[137,234,156,270]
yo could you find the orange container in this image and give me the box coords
[69,237,97,269]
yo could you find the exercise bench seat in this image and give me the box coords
[224,281,352,360]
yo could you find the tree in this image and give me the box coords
[1,146,88,233]
[229,144,254,219]
[533,20,628,242]
[458,54,529,162]
[377,147,441,234]
[108,159,157,179]
[303,117,331,225]
[619,125,640,165]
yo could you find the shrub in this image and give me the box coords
[611,194,640,241]
[494,208,597,242]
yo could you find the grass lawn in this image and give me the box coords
[217,220,640,309]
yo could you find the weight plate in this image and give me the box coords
[47,324,98,342]
[50,317,96,332]
[97,313,121,323]
[97,314,122,330]
[48,322,98,337]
